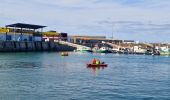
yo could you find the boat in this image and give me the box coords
[76,46,92,52]
[145,49,153,55]
[61,52,69,56]
[133,46,146,55]
[111,48,119,53]
[87,64,108,67]
[92,46,112,53]
[159,47,170,55]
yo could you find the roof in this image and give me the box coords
[71,35,106,39]
[6,23,46,29]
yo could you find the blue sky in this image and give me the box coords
[0,0,170,43]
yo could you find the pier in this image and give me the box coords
[0,41,75,52]
[59,40,90,50]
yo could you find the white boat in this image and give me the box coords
[76,46,92,52]
[93,46,111,53]
[160,47,170,55]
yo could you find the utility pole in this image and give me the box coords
[111,23,114,40]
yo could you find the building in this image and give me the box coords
[68,35,107,44]
[42,31,68,42]
[0,23,46,41]
[123,40,135,44]
[42,31,60,42]
[68,35,123,45]
[60,33,68,41]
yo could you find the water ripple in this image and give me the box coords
[0,52,169,100]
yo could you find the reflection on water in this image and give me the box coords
[87,67,107,76]
[0,61,39,68]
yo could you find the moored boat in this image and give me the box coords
[145,50,153,55]
[76,46,92,52]
[159,47,170,55]
[61,52,69,56]
[92,46,112,53]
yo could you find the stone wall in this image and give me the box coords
[0,41,75,52]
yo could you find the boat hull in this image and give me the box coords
[93,50,112,53]
[61,54,68,56]
[61,52,69,56]
[160,48,170,56]
[77,50,93,53]
[87,64,108,67]
[160,52,170,55]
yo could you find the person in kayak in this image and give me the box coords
[96,59,100,65]
[61,52,64,55]
[92,58,97,64]
[101,61,105,64]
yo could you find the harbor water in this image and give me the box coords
[0,52,169,100]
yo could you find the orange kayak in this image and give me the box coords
[87,64,108,67]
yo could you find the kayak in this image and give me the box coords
[87,64,108,67]
[61,53,68,56]
[61,54,68,56]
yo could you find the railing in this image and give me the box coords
[59,41,90,49]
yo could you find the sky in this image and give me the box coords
[0,0,170,43]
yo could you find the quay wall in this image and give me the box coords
[0,41,75,52]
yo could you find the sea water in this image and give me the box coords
[0,52,169,100]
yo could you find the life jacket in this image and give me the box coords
[96,60,100,65]
[93,59,96,64]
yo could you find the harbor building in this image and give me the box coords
[0,23,46,41]
[0,23,75,52]
[42,31,68,42]
[68,35,122,44]
[43,31,60,42]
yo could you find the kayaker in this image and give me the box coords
[102,61,105,64]
[96,59,100,65]
[92,58,96,64]
[61,52,64,55]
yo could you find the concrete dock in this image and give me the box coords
[0,41,75,52]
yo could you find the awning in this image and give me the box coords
[6,23,46,29]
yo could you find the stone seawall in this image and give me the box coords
[0,41,75,52]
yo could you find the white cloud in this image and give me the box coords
[0,0,170,42]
